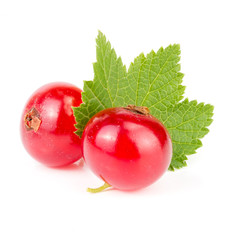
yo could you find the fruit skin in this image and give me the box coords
[82,107,173,191]
[20,82,82,167]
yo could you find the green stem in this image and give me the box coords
[87,182,112,193]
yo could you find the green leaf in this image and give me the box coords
[127,45,185,121]
[163,99,214,170]
[73,31,214,170]
[73,31,130,136]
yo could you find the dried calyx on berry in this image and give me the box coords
[24,107,41,132]
[124,105,150,116]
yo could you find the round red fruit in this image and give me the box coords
[82,106,172,191]
[20,82,82,167]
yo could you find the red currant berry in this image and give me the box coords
[82,105,172,192]
[20,82,82,167]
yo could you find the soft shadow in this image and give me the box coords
[48,158,85,172]
[98,170,203,196]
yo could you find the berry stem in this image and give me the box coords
[87,182,111,193]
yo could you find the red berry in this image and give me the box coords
[20,82,82,167]
[82,106,173,191]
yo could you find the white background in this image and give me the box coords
[0,1,231,239]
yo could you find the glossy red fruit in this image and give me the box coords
[20,82,82,167]
[82,106,173,191]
